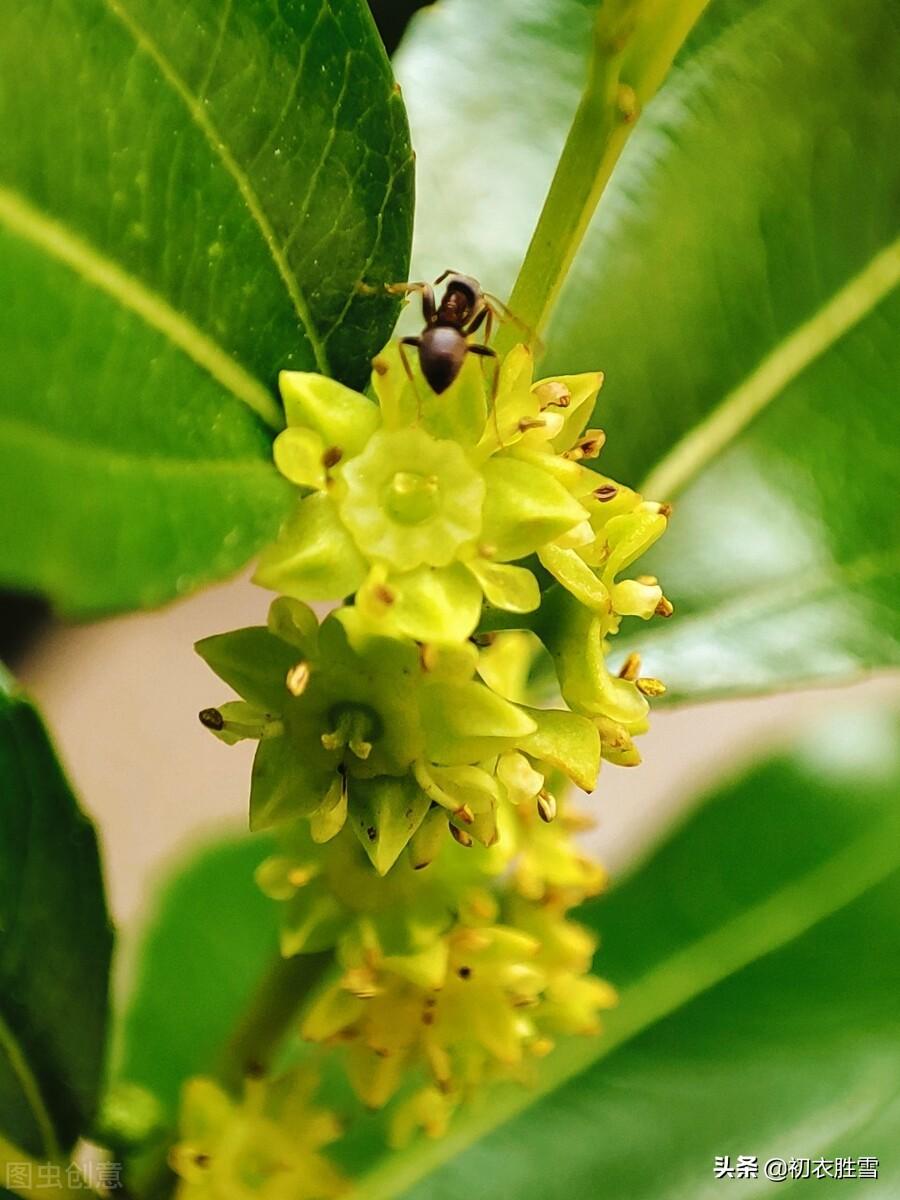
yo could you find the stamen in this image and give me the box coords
[565,429,606,460]
[636,677,667,698]
[618,652,641,681]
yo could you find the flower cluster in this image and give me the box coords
[193,337,672,1149]
[169,1071,344,1200]
[257,761,613,1143]
[198,344,671,865]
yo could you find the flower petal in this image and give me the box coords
[253,494,368,601]
[466,558,540,612]
[348,776,431,876]
[273,426,328,489]
[518,707,601,793]
[279,370,379,459]
[195,626,298,710]
[480,458,587,561]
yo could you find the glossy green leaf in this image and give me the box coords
[397,0,900,698]
[346,708,900,1197]
[0,668,113,1158]
[113,831,277,1118]
[0,0,413,614]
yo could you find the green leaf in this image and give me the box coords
[0,668,113,1158]
[397,0,900,698]
[0,0,413,615]
[113,831,277,1118]
[347,708,900,1196]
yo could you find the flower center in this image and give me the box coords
[384,471,441,525]
[321,703,381,761]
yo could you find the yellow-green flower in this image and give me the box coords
[254,345,612,642]
[196,598,600,874]
[295,839,616,1140]
[169,1072,344,1200]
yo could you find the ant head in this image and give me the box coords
[439,273,481,307]
[436,273,482,328]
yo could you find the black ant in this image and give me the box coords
[385,271,520,397]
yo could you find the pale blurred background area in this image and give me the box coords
[16,572,899,929]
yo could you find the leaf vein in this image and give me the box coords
[0,185,283,431]
[102,0,330,375]
[641,234,900,498]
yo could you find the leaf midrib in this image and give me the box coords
[0,185,283,432]
[640,234,900,500]
[102,0,331,378]
[0,412,283,476]
[354,815,900,1198]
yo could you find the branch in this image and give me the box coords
[497,0,711,355]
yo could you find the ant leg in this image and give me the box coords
[483,293,544,355]
[433,269,465,286]
[382,282,436,323]
[398,337,425,419]
[466,303,490,340]
[467,343,502,445]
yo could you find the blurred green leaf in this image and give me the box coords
[0,668,113,1158]
[349,708,900,1197]
[113,831,276,1118]
[0,0,413,615]
[397,0,900,699]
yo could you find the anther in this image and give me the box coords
[518,416,546,432]
[617,652,641,681]
[565,429,606,460]
[617,83,639,123]
[322,445,343,469]
[285,660,310,696]
[636,677,667,698]
[287,865,315,887]
[198,707,224,730]
[593,484,618,501]
[654,596,674,618]
[659,501,674,518]
[537,789,557,823]
[449,823,473,848]
[533,380,571,409]
[471,632,496,647]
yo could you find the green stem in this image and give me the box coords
[217,949,333,1090]
[131,949,333,1200]
[497,0,711,355]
